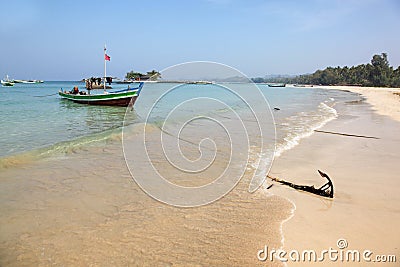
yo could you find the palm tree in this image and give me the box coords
[146,70,161,80]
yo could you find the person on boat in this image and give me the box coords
[106,77,112,85]
[71,86,79,94]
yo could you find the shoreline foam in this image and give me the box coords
[275,102,338,157]
[315,85,400,122]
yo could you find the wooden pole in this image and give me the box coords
[104,45,107,92]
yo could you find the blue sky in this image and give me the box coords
[1,0,399,80]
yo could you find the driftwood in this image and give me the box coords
[314,130,379,139]
[267,170,334,198]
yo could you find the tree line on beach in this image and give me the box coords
[253,53,400,87]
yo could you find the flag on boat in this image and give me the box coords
[105,54,111,61]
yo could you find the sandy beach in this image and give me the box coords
[318,86,400,122]
[269,86,400,265]
[1,85,399,266]
[2,0,399,265]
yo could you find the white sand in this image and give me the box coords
[318,85,400,122]
[270,86,400,266]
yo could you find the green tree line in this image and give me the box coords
[254,53,400,87]
[125,70,161,80]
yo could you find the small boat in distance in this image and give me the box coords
[1,81,14,87]
[1,75,15,86]
[15,80,44,84]
[186,80,214,84]
[267,83,286,87]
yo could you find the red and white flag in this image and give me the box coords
[105,54,111,61]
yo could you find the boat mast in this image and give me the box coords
[104,45,107,91]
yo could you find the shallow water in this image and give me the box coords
[0,82,361,265]
[1,82,359,161]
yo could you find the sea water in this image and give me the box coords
[0,81,362,265]
[0,82,359,165]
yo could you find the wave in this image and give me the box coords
[274,102,338,157]
[0,119,168,170]
[0,126,125,170]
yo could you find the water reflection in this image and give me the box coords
[58,100,139,137]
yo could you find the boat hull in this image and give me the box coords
[59,82,143,107]
[1,80,14,86]
[267,83,286,87]
[59,91,138,107]
[14,80,43,84]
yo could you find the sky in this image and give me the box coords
[1,0,399,80]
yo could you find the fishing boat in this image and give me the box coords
[22,80,44,84]
[1,81,15,87]
[58,82,144,106]
[186,80,214,84]
[267,83,286,87]
[14,79,44,84]
[1,75,15,86]
[58,46,144,107]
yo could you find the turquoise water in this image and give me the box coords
[0,82,359,161]
[0,81,135,157]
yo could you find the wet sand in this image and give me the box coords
[269,87,400,265]
[0,129,292,266]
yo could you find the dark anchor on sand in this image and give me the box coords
[267,170,334,198]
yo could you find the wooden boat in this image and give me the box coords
[59,82,144,107]
[22,80,44,84]
[14,79,44,84]
[267,83,286,87]
[186,80,214,84]
[1,81,14,86]
[59,46,144,107]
